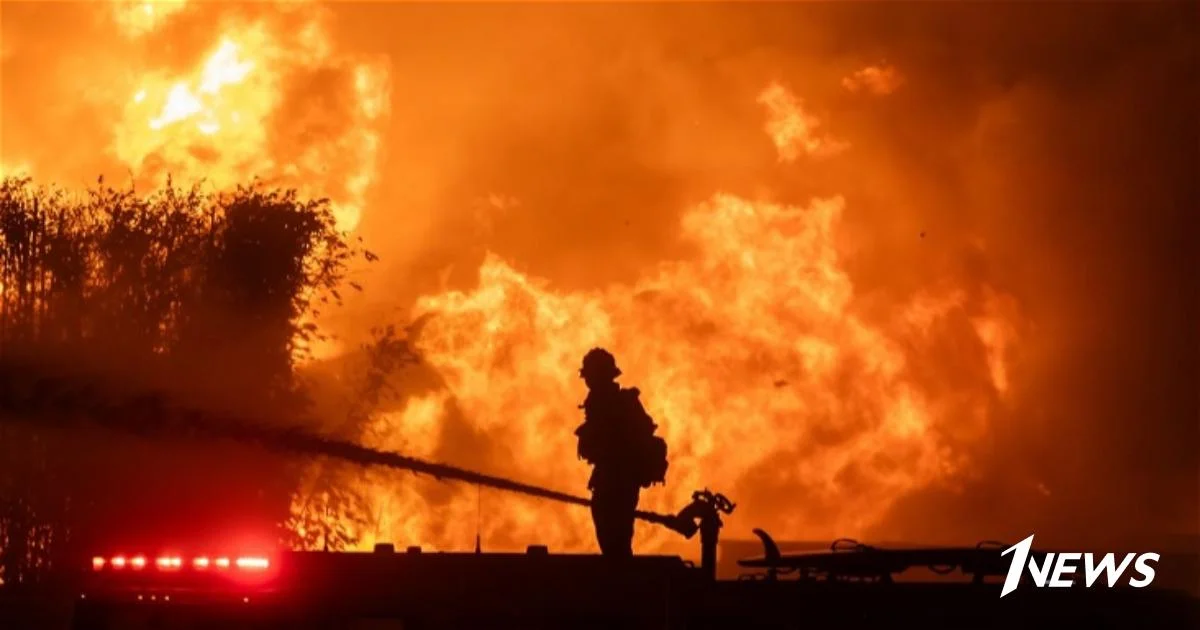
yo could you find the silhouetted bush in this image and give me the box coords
[0,176,362,585]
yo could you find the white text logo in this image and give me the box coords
[1000,535,1159,598]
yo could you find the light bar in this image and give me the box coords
[92,553,270,572]
[235,556,270,570]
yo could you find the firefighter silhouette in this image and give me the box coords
[574,348,668,557]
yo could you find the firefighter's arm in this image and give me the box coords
[575,421,597,462]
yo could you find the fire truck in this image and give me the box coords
[72,480,1199,629]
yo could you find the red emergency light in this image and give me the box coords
[91,554,270,572]
[235,557,270,570]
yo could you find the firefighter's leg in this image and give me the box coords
[592,484,640,557]
[592,486,633,557]
[613,486,639,557]
[590,490,611,554]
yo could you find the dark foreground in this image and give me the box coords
[75,550,1200,629]
[5,551,1197,629]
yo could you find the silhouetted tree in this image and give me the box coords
[0,176,365,585]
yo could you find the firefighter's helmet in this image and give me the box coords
[580,348,621,380]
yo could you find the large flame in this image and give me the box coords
[4,4,1022,556]
[108,0,388,232]
[295,84,1019,555]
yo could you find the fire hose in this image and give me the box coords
[0,367,735,577]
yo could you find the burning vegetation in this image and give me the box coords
[1,0,1196,587]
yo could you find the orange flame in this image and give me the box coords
[758,83,847,161]
[2,3,1022,557]
[111,1,189,38]
[304,176,1017,555]
[108,0,389,232]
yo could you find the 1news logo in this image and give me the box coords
[1000,535,1160,598]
